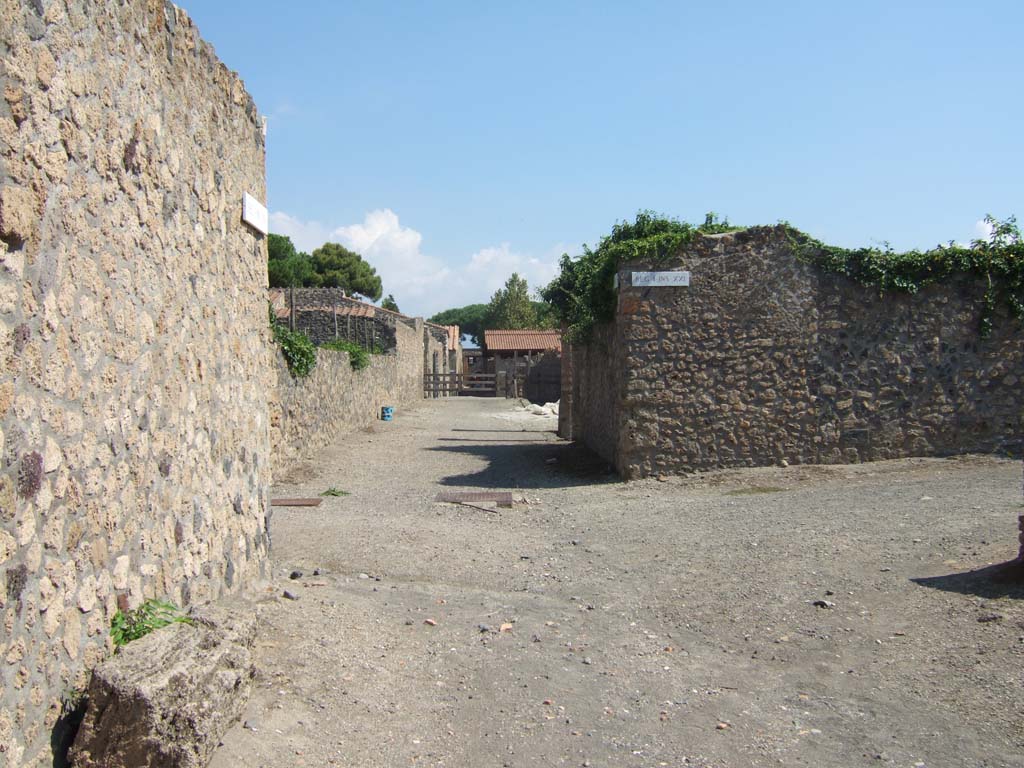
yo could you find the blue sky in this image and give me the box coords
[183,0,1023,318]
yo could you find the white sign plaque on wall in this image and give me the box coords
[242,192,269,235]
[632,271,690,287]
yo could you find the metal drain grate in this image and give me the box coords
[435,491,515,508]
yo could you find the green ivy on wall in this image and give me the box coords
[321,338,376,370]
[269,306,317,378]
[541,211,738,342]
[543,212,1023,341]
[787,215,1023,337]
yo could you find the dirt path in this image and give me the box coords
[211,397,1023,768]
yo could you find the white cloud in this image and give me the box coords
[332,210,452,311]
[268,208,565,318]
[465,243,562,298]
[268,211,330,253]
[974,218,994,243]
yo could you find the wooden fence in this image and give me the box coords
[423,373,496,397]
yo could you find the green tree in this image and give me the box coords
[309,242,383,300]
[268,233,298,262]
[429,303,489,345]
[486,273,537,329]
[531,300,559,329]
[381,294,400,312]
[267,233,316,288]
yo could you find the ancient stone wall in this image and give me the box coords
[568,226,1024,478]
[424,324,449,378]
[269,319,425,477]
[568,324,622,466]
[275,288,418,350]
[0,2,270,763]
[293,309,397,351]
[524,352,561,405]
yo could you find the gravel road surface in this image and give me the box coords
[211,397,1023,768]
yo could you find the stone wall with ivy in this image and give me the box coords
[566,226,1023,478]
[275,287,416,350]
[0,3,271,763]
[269,318,426,478]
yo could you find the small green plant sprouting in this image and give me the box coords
[321,487,350,497]
[110,599,194,649]
[60,685,87,714]
[321,338,373,370]
[269,305,317,378]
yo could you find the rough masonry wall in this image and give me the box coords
[270,320,424,477]
[0,2,270,764]
[577,226,1023,478]
[424,325,448,377]
[293,309,397,351]
[277,287,413,349]
[569,324,622,467]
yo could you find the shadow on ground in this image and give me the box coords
[431,438,618,489]
[912,559,1024,599]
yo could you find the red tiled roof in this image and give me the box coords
[484,329,562,352]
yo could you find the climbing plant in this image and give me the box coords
[543,212,1023,341]
[321,338,374,370]
[786,214,1023,337]
[269,306,317,378]
[541,211,739,341]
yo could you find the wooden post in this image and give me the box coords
[527,354,534,392]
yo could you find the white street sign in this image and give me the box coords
[242,192,268,235]
[632,271,690,287]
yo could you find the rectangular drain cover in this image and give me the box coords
[435,491,514,508]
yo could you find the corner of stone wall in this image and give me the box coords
[576,228,1024,479]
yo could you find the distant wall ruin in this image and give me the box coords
[271,287,414,351]
[0,2,270,763]
[269,319,427,478]
[563,226,1024,478]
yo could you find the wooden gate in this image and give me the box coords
[423,373,497,397]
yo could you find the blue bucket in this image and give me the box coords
[381,406,394,421]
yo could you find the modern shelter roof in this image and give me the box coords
[483,329,562,353]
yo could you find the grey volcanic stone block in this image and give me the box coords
[70,605,257,768]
